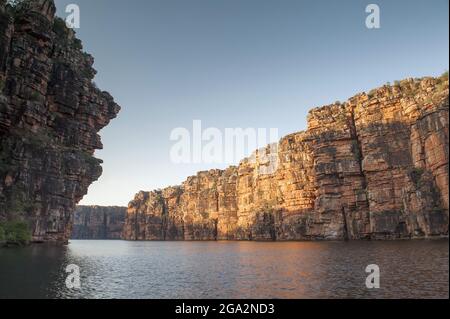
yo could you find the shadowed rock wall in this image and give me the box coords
[72,206,126,239]
[0,0,120,243]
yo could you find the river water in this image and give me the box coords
[0,240,448,299]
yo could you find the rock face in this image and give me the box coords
[0,0,120,243]
[72,206,126,240]
[124,75,449,241]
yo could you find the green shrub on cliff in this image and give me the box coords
[80,151,101,167]
[52,17,84,51]
[9,127,57,150]
[0,220,31,245]
[73,38,83,51]
[5,183,41,215]
[53,17,68,37]
[436,71,449,93]
[439,71,449,80]
[0,79,5,92]
[367,88,378,99]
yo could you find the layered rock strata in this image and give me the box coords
[0,0,120,243]
[124,75,449,241]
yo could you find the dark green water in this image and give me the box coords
[0,239,448,299]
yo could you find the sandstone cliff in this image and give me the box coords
[0,0,120,243]
[123,75,449,241]
[72,206,126,240]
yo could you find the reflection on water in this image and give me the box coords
[0,240,448,299]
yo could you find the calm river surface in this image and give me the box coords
[0,240,448,299]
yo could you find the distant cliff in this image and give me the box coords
[0,0,120,244]
[124,75,449,241]
[72,206,126,240]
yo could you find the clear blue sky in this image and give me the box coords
[54,0,449,206]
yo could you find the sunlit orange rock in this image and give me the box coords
[123,75,448,241]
